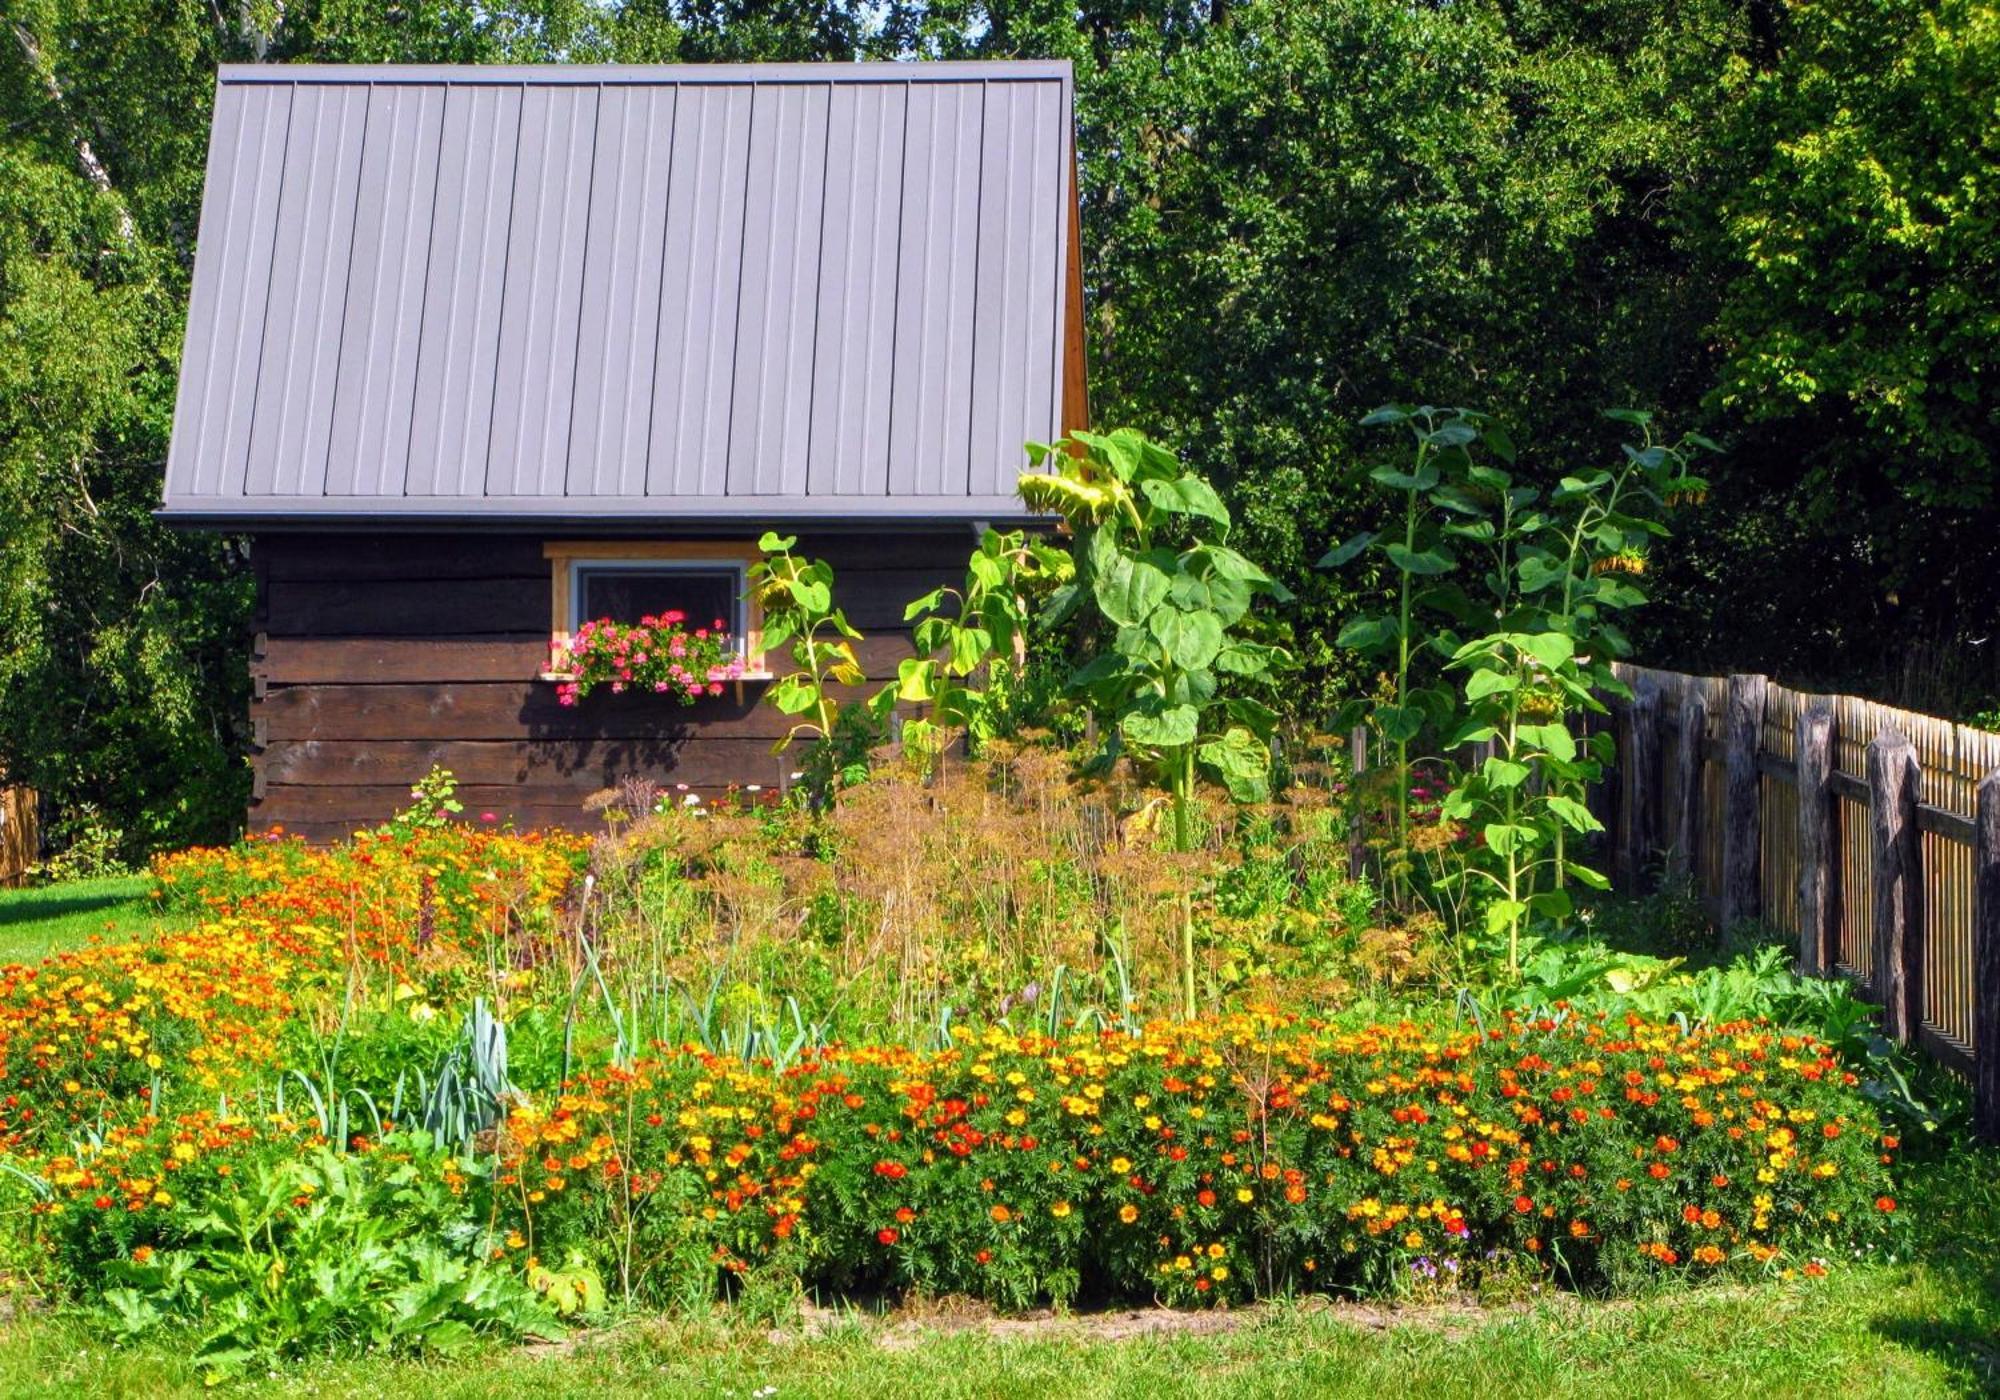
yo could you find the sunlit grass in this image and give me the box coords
[0,1252,1988,1399]
[0,876,158,964]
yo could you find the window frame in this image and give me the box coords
[542,540,768,679]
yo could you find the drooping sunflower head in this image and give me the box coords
[1018,470,1122,526]
[1591,547,1648,577]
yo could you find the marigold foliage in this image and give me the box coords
[491,1013,1899,1305]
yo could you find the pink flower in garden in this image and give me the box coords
[708,682,724,696]
[479,811,497,823]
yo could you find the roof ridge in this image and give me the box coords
[218,60,1073,87]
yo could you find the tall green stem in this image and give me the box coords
[1504,691,1523,976]
[1390,452,1425,906]
[1174,745,1197,1019]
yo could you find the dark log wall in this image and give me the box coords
[249,530,966,840]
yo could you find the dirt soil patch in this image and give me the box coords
[768,1293,1520,1349]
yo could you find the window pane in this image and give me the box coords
[578,568,737,635]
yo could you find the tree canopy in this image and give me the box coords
[3,0,1994,858]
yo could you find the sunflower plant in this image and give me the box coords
[1322,407,1711,953]
[896,526,1074,765]
[1019,428,1292,1016]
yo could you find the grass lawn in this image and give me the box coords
[0,1249,1992,1398]
[0,876,158,964]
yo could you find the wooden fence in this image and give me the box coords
[0,786,37,887]
[1603,665,2000,1141]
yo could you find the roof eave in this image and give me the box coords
[155,495,1048,532]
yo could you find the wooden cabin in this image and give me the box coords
[160,62,1086,839]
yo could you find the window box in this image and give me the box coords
[540,541,774,701]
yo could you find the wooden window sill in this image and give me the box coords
[538,671,776,702]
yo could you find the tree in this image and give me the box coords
[918,0,1756,705]
[0,0,900,861]
[1644,0,2000,713]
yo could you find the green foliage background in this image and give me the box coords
[2,0,1993,858]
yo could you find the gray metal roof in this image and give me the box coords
[161,62,1078,525]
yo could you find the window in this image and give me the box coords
[574,561,742,637]
[543,541,767,677]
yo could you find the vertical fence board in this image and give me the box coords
[1975,770,2000,1141]
[1797,705,1838,976]
[1699,677,1726,915]
[1723,674,1767,928]
[1868,730,1923,1044]
[1625,681,1662,891]
[1672,694,1705,881]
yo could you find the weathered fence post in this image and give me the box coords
[1671,694,1706,881]
[1592,702,1621,878]
[1722,674,1768,928]
[1974,771,2000,1142]
[1867,730,1923,1044]
[1623,680,1662,891]
[1796,704,1839,975]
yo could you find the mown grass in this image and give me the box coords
[0,1251,1990,1399]
[0,876,157,964]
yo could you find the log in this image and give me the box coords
[1625,680,1662,891]
[1867,730,1923,1043]
[255,680,907,743]
[1795,704,1839,976]
[1974,771,2000,1142]
[257,737,793,789]
[253,632,923,686]
[1721,673,1767,928]
[1670,693,1706,882]
[257,529,982,581]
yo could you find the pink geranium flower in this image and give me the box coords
[550,613,739,707]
